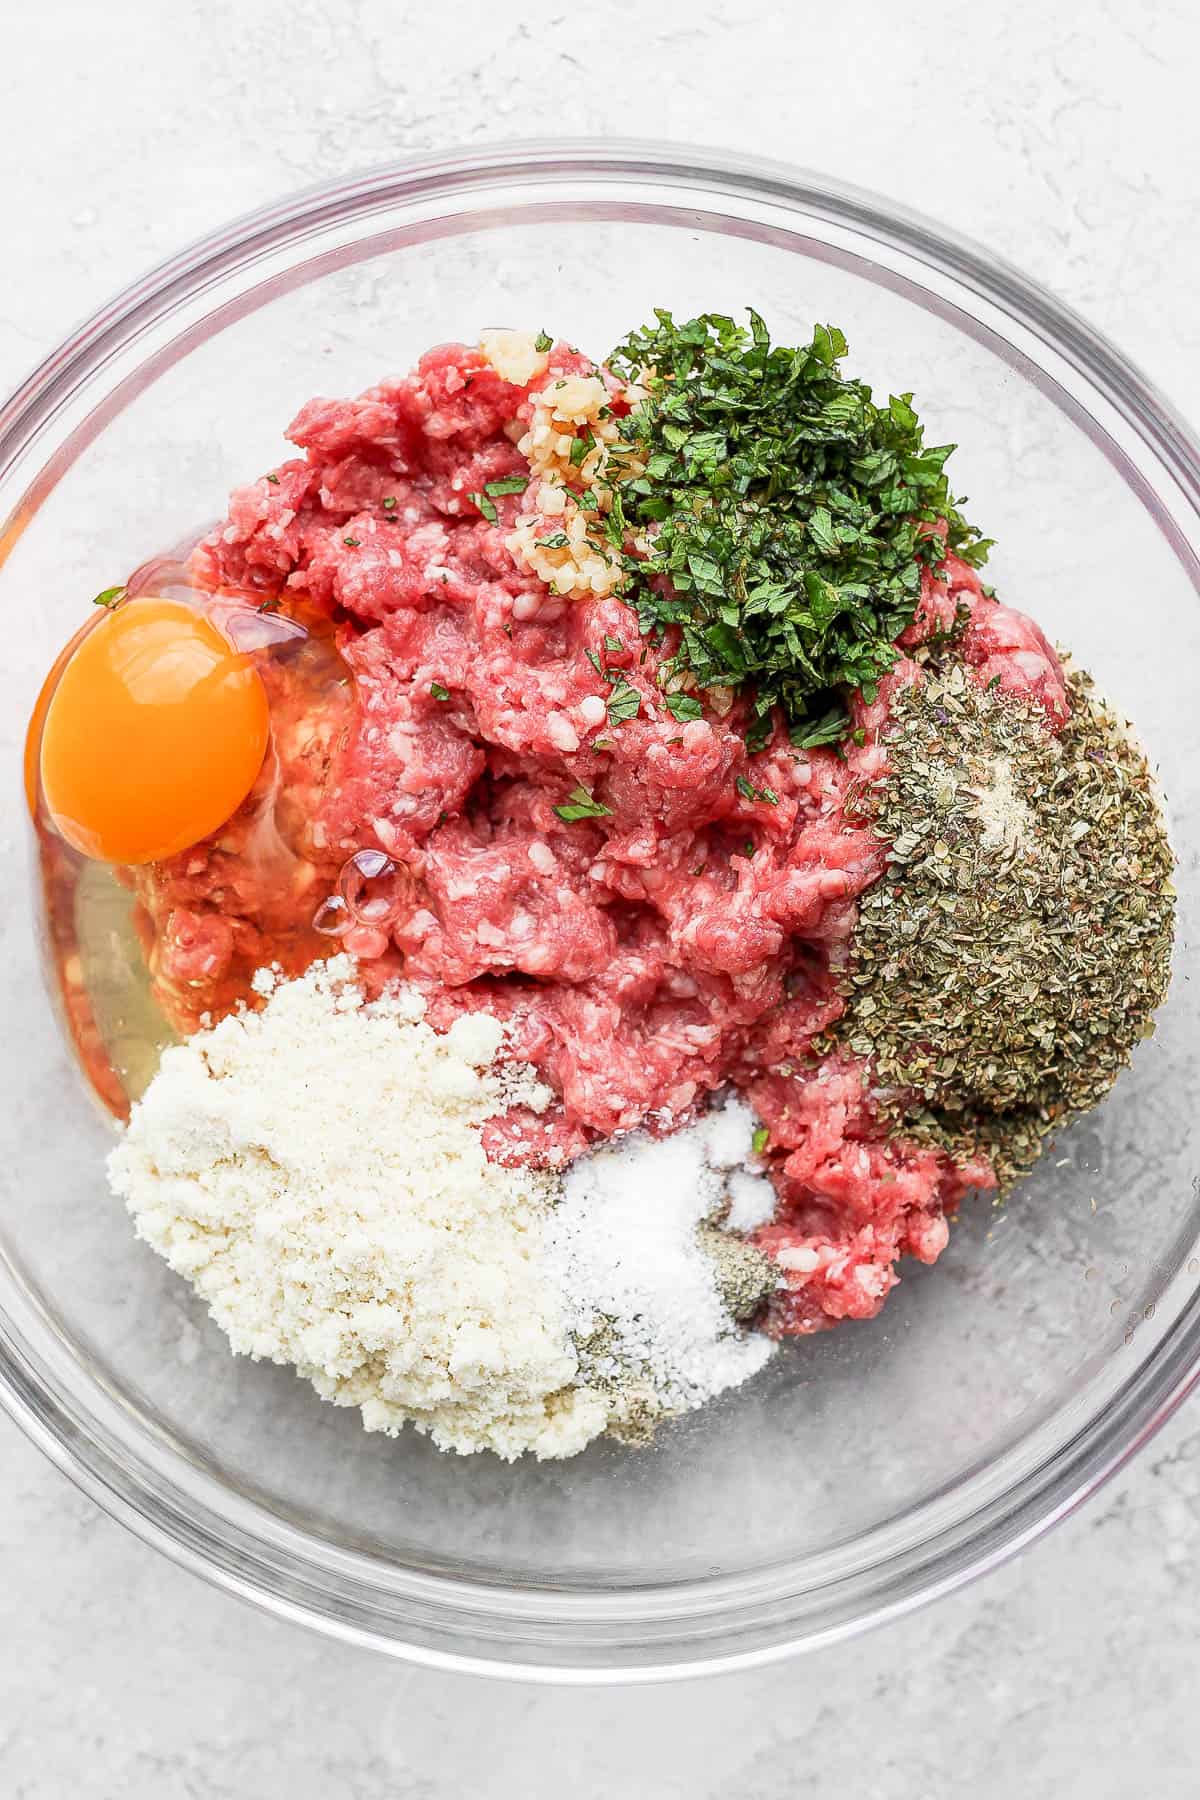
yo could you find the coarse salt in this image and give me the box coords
[546,1106,777,1418]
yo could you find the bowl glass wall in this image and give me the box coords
[1,144,1198,1679]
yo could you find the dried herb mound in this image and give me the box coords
[606,309,992,750]
[836,661,1176,1183]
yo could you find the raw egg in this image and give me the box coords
[39,596,270,865]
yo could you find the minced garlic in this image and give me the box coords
[478,328,550,389]
[506,479,625,598]
[505,365,646,600]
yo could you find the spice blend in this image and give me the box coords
[832,659,1176,1183]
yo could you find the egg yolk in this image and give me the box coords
[39,597,270,865]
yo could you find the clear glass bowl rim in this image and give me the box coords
[2,137,1199,1683]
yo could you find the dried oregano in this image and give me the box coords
[827,659,1176,1185]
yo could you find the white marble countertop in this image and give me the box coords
[2,1,1199,1792]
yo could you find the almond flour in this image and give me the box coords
[108,956,606,1461]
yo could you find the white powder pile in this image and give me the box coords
[547,1101,777,1423]
[974,754,1035,848]
[108,956,607,1462]
[109,961,780,1461]
[694,1096,780,1234]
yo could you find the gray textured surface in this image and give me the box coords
[2,1,1199,1792]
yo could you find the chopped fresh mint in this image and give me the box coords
[553,785,614,823]
[606,309,991,749]
[791,706,850,751]
[468,491,499,524]
[664,692,703,723]
[606,680,642,724]
[737,775,779,805]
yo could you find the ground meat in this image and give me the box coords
[747,1059,993,1335]
[138,340,1068,1334]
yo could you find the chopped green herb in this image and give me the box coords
[606,680,642,724]
[92,585,126,609]
[751,1126,770,1155]
[535,329,553,353]
[592,737,614,751]
[664,693,703,723]
[741,840,756,859]
[343,536,361,548]
[430,682,451,701]
[603,635,624,655]
[382,495,398,511]
[484,475,529,497]
[736,774,779,805]
[468,491,499,524]
[536,532,570,549]
[553,784,614,823]
[264,472,280,485]
[791,707,849,751]
[605,309,989,746]
[585,648,604,676]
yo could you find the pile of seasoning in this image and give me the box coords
[833,658,1176,1184]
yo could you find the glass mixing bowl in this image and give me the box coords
[2,142,1199,1682]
